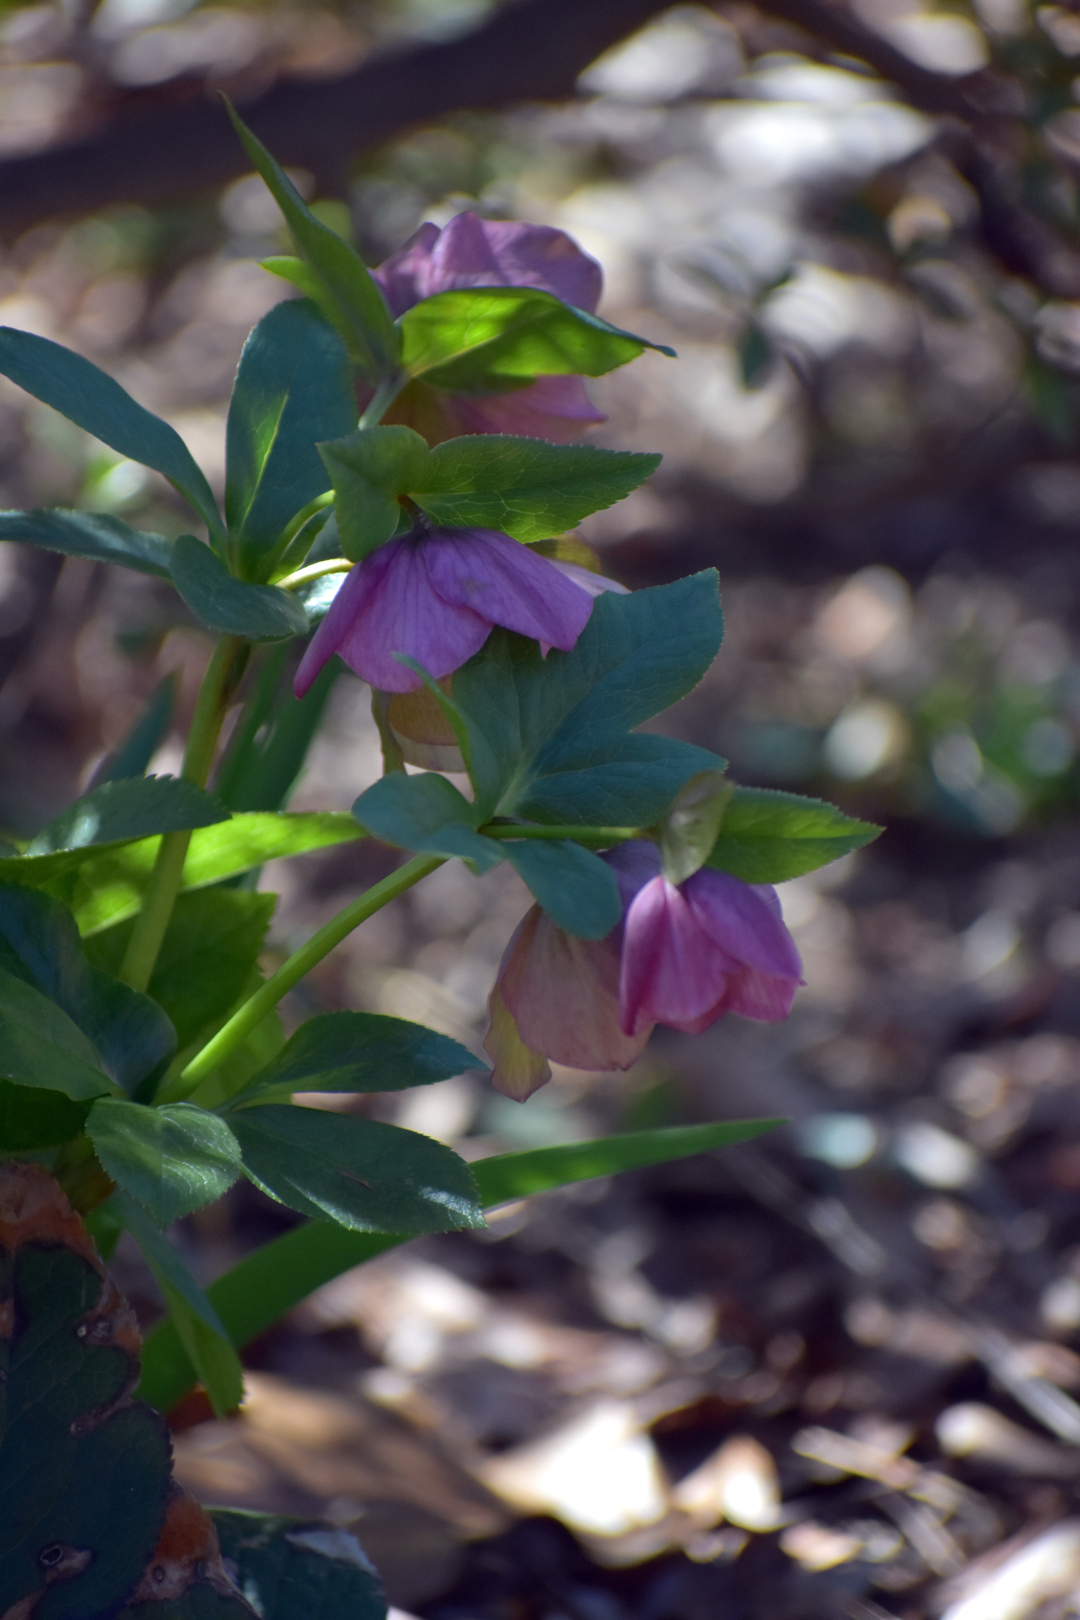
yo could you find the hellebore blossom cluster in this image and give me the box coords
[485,841,804,1100]
[370,211,607,443]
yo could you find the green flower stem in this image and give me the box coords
[174,851,443,1102]
[119,635,248,993]
[481,823,642,844]
[276,556,352,590]
[359,371,406,430]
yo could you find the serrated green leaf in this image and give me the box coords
[0,1228,171,1619]
[87,1099,242,1226]
[170,535,310,641]
[452,573,726,825]
[318,425,427,560]
[352,770,503,871]
[226,299,356,575]
[707,786,882,883]
[226,104,399,379]
[415,437,661,540]
[399,286,673,391]
[139,1117,782,1415]
[0,1080,89,1149]
[226,1010,479,1108]
[0,327,221,539]
[211,1512,386,1620]
[26,775,229,856]
[230,1105,484,1233]
[115,1191,243,1417]
[88,889,276,1052]
[504,838,621,938]
[60,811,364,935]
[0,883,174,1094]
[0,508,173,577]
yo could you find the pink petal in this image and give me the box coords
[476,218,603,312]
[325,539,492,693]
[370,222,441,317]
[423,528,593,653]
[452,376,606,442]
[293,559,374,698]
[618,875,735,1037]
[604,840,662,912]
[495,906,648,1072]
[717,964,800,1022]
[549,561,629,599]
[484,967,552,1102]
[684,868,803,983]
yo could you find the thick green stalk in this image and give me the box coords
[119,636,247,992]
[174,851,443,1101]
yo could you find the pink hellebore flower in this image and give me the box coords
[484,840,803,1100]
[371,211,607,444]
[294,525,600,697]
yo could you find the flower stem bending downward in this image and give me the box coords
[172,852,444,1103]
[119,635,248,993]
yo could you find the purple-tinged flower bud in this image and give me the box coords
[484,841,803,1099]
[294,525,596,698]
[369,212,607,444]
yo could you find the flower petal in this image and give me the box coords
[451,376,606,442]
[475,218,603,312]
[496,906,647,1072]
[604,840,662,912]
[685,868,803,982]
[293,560,374,698]
[324,540,492,693]
[484,970,553,1102]
[618,875,735,1037]
[423,528,593,652]
[370,221,441,317]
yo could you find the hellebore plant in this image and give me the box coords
[0,107,881,1620]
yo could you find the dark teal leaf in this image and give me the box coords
[399,286,674,391]
[87,1099,242,1226]
[453,573,726,825]
[415,437,661,541]
[226,1010,479,1108]
[211,1511,386,1620]
[352,770,503,871]
[87,889,276,1052]
[0,973,113,1101]
[26,775,229,856]
[214,648,338,814]
[0,1079,89,1149]
[170,535,310,641]
[115,1191,243,1416]
[230,1105,484,1233]
[318,426,427,561]
[707,786,883,883]
[0,508,173,577]
[0,327,221,538]
[504,839,621,938]
[0,883,175,1093]
[226,300,356,574]
[89,676,178,788]
[0,1228,171,1620]
[226,104,399,379]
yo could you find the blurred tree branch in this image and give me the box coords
[0,0,674,234]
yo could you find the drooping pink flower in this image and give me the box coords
[370,212,607,444]
[294,525,595,697]
[484,840,803,1099]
